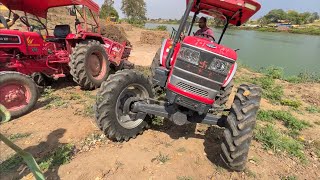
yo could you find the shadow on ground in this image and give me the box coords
[152,120,228,169]
[0,128,69,180]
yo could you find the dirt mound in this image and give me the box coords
[117,23,133,31]
[100,24,131,47]
[140,30,170,45]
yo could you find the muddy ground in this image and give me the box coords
[0,27,320,180]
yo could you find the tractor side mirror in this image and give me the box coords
[69,7,77,16]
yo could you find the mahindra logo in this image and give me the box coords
[206,44,216,49]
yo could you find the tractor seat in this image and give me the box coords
[46,25,71,43]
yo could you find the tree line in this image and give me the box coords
[258,9,320,25]
[99,0,147,25]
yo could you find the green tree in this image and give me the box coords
[264,9,287,23]
[307,12,319,23]
[287,10,302,25]
[100,0,119,21]
[121,0,147,25]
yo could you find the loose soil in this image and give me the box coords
[1,27,320,180]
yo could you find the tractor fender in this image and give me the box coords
[222,62,237,87]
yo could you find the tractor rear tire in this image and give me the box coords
[69,40,110,90]
[0,72,39,118]
[94,70,154,142]
[215,80,234,107]
[220,84,261,171]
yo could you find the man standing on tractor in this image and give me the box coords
[194,17,215,41]
[0,13,19,29]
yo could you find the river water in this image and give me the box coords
[145,23,320,76]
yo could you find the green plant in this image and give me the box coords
[245,169,257,178]
[281,175,298,180]
[257,110,310,131]
[262,66,283,79]
[252,76,284,102]
[44,97,68,109]
[305,106,320,113]
[39,144,75,171]
[257,110,274,122]
[69,93,82,100]
[0,155,23,172]
[83,104,94,118]
[254,125,306,160]
[155,25,167,31]
[8,133,31,142]
[151,116,164,126]
[280,99,302,108]
[153,152,170,164]
[177,176,193,180]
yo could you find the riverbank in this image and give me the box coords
[146,21,320,36]
[236,26,320,36]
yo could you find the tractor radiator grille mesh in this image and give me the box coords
[176,82,209,97]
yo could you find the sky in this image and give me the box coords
[96,0,320,20]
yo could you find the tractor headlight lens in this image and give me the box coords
[208,58,232,74]
[178,47,200,65]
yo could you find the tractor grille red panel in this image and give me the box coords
[177,82,209,97]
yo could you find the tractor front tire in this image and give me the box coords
[94,70,154,142]
[70,40,110,90]
[220,84,262,171]
[215,80,234,107]
[0,72,39,118]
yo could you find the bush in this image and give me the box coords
[155,25,167,31]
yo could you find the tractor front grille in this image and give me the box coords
[177,82,209,97]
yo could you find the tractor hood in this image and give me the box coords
[187,0,261,26]
[0,0,99,18]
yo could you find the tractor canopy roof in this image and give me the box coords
[188,0,261,26]
[0,0,99,18]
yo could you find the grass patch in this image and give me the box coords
[285,72,320,83]
[305,106,320,114]
[0,144,74,173]
[83,104,94,118]
[281,175,298,180]
[0,155,23,172]
[8,133,31,142]
[257,110,310,131]
[280,99,302,108]
[250,76,284,102]
[69,93,82,100]
[244,168,257,178]
[152,152,170,164]
[84,91,96,100]
[39,144,75,171]
[177,176,193,180]
[151,116,164,126]
[44,97,68,109]
[254,125,306,161]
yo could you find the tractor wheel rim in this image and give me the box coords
[88,52,107,80]
[115,83,149,129]
[0,82,31,112]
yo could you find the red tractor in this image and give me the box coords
[95,0,262,171]
[0,0,131,117]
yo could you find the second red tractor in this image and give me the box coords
[0,0,131,117]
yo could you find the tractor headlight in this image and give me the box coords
[178,47,200,65]
[208,58,232,74]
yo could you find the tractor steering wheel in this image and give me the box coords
[199,33,216,42]
[19,16,48,36]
